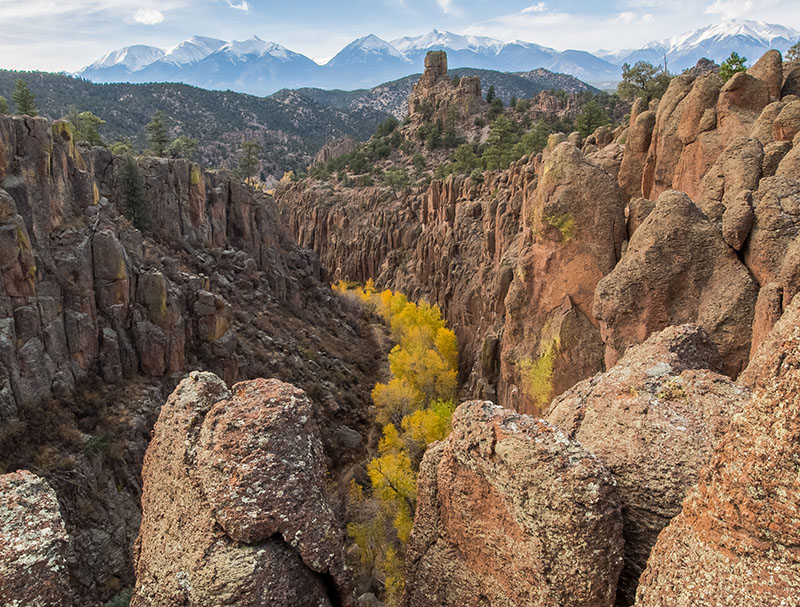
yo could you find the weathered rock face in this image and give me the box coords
[313,136,359,167]
[405,400,624,607]
[0,115,382,603]
[618,108,656,199]
[594,190,758,375]
[407,50,484,125]
[0,471,72,607]
[634,296,800,606]
[132,372,354,607]
[501,142,626,413]
[547,325,748,604]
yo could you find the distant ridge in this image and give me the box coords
[77,19,800,96]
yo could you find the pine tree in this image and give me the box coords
[0,96,8,115]
[617,61,671,102]
[486,85,497,103]
[118,155,149,230]
[167,135,198,159]
[720,52,747,82]
[788,41,800,63]
[12,80,37,116]
[145,111,169,157]
[67,107,105,146]
[237,140,263,185]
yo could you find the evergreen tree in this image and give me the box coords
[617,61,671,102]
[788,41,800,63]
[576,100,610,138]
[66,107,105,146]
[167,135,198,159]
[145,111,169,156]
[720,52,748,82]
[384,167,410,194]
[118,155,148,230]
[486,85,497,103]
[110,140,134,156]
[237,140,263,185]
[12,79,37,116]
[0,96,7,114]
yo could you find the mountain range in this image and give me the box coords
[78,20,800,96]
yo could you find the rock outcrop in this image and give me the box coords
[594,190,758,375]
[132,372,354,607]
[634,296,800,606]
[405,400,623,607]
[407,51,484,126]
[0,470,72,607]
[500,141,625,413]
[547,325,749,604]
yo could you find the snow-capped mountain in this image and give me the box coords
[392,30,506,55]
[603,20,800,71]
[324,35,411,89]
[78,20,800,96]
[161,36,226,66]
[88,45,165,72]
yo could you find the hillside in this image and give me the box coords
[274,66,598,119]
[0,70,390,178]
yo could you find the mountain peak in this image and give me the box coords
[90,45,165,71]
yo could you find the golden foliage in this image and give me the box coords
[338,283,460,603]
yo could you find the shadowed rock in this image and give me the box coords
[547,325,748,605]
[635,296,800,606]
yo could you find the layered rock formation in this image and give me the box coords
[132,372,354,607]
[0,470,72,607]
[0,115,383,603]
[634,296,800,606]
[547,325,748,603]
[405,401,623,607]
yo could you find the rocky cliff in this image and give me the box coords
[0,114,383,604]
[277,50,800,410]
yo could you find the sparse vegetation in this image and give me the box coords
[66,106,106,146]
[788,41,800,63]
[518,340,557,412]
[167,135,199,160]
[105,587,132,607]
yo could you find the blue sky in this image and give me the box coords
[1,0,800,71]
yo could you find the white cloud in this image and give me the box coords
[134,8,164,24]
[619,11,636,23]
[705,0,754,18]
[437,0,454,14]
[226,0,251,11]
[522,2,547,14]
